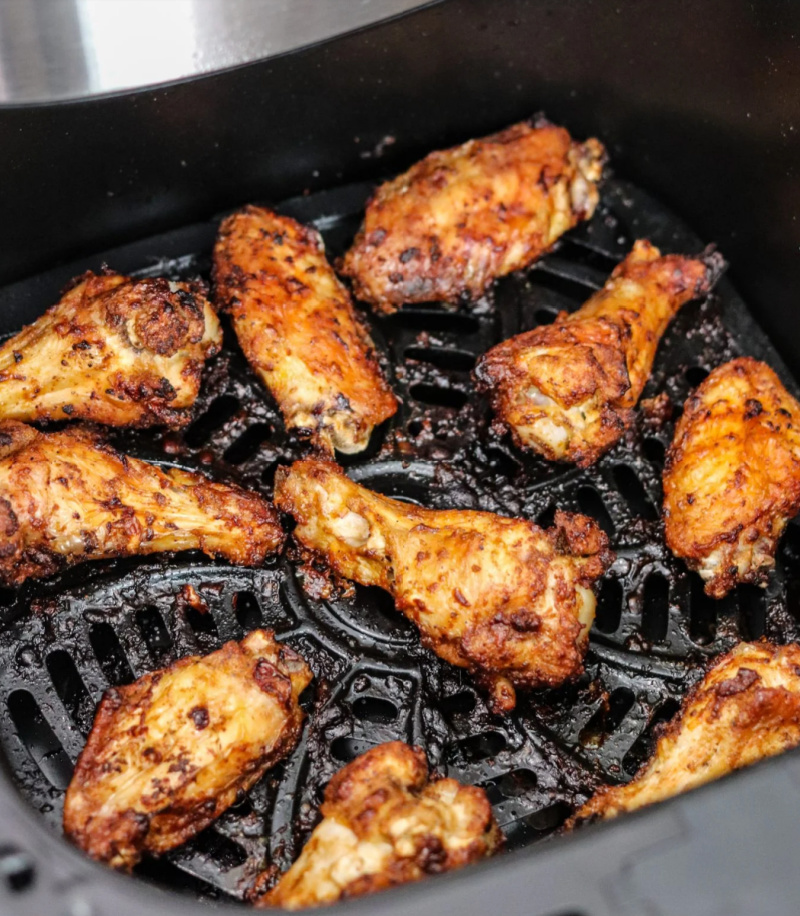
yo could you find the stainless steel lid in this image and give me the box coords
[0,0,433,104]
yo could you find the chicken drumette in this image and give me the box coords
[664,357,800,598]
[274,458,613,712]
[0,420,283,585]
[64,630,312,870]
[213,206,398,454]
[339,119,606,312]
[475,240,723,467]
[254,741,501,909]
[572,641,800,824]
[0,271,221,427]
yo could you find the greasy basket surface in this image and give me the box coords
[0,177,798,902]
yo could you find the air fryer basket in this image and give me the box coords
[1,2,800,915]
[0,172,796,915]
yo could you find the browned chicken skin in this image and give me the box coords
[0,272,221,427]
[0,420,283,585]
[64,630,312,870]
[475,240,723,466]
[340,120,606,312]
[571,641,800,824]
[255,741,501,909]
[664,357,800,598]
[274,458,613,712]
[213,206,398,454]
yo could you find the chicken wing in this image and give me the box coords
[213,206,398,454]
[0,420,283,585]
[64,630,312,870]
[664,358,800,598]
[571,641,800,824]
[254,741,501,909]
[475,240,723,467]
[274,458,613,712]
[339,119,606,312]
[0,271,221,427]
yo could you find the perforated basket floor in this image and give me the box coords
[0,177,798,903]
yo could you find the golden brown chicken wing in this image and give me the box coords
[339,119,606,312]
[475,240,723,467]
[254,741,501,909]
[0,420,283,585]
[274,458,613,712]
[64,630,312,870]
[213,207,398,454]
[0,271,221,427]
[571,641,800,824]
[664,358,800,598]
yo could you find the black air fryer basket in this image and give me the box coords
[1,2,800,915]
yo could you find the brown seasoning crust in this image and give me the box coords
[475,240,724,467]
[570,641,800,824]
[663,357,800,598]
[213,206,398,454]
[0,272,222,427]
[274,458,613,712]
[0,420,284,585]
[64,630,312,870]
[255,741,501,909]
[339,120,606,312]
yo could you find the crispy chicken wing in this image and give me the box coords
[0,420,283,585]
[254,741,501,909]
[475,240,723,467]
[0,272,221,427]
[339,120,606,312]
[572,641,800,824]
[64,630,312,870]
[274,458,613,712]
[213,206,398,454]
[664,357,800,598]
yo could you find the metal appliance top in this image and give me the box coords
[0,0,434,105]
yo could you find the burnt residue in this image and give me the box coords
[0,177,797,901]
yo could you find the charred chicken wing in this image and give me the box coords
[254,741,501,909]
[0,420,283,585]
[339,119,606,312]
[64,630,312,870]
[664,358,800,598]
[572,641,800,823]
[0,271,221,427]
[475,240,723,467]
[274,458,613,712]
[213,206,398,454]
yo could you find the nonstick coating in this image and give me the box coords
[0,176,798,906]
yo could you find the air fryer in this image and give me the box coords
[0,3,799,916]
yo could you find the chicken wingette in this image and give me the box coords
[0,271,221,427]
[213,206,398,454]
[0,420,283,585]
[254,741,501,909]
[475,240,724,467]
[571,641,800,824]
[64,630,312,870]
[664,357,800,597]
[274,458,613,712]
[339,119,606,312]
